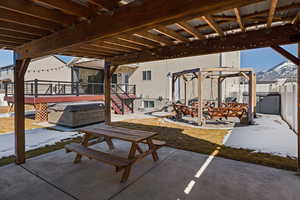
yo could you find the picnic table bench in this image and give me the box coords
[65,125,165,183]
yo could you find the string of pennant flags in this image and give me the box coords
[27,65,66,73]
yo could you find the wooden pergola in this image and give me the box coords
[171,67,256,125]
[1,0,300,171]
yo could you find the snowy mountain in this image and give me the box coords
[256,61,297,81]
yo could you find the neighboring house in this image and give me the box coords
[0,55,72,89]
[119,51,241,112]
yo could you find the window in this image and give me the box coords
[142,70,151,80]
[144,100,155,108]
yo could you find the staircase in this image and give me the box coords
[111,84,136,115]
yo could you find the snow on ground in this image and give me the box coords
[225,114,297,158]
[0,128,82,159]
[0,113,152,159]
[0,110,35,118]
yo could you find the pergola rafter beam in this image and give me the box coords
[234,8,245,32]
[108,23,300,65]
[0,21,49,36]
[154,26,190,42]
[271,44,300,65]
[202,15,224,36]
[87,0,120,10]
[33,0,92,18]
[0,8,61,31]
[135,31,173,46]
[0,0,77,25]
[16,0,263,59]
[176,21,205,39]
[118,35,160,48]
[267,0,278,28]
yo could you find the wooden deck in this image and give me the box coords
[4,95,105,104]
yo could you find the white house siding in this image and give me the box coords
[280,82,297,132]
[124,51,240,111]
[25,56,71,82]
[0,56,71,83]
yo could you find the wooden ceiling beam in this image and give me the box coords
[135,31,173,46]
[87,0,120,10]
[292,11,300,24]
[91,42,133,52]
[0,36,29,44]
[81,45,121,55]
[65,49,107,57]
[108,23,300,65]
[0,8,60,31]
[176,21,205,39]
[234,8,245,32]
[103,38,146,50]
[0,21,49,36]
[202,15,224,36]
[0,0,77,25]
[33,0,92,18]
[62,50,106,59]
[17,0,264,59]
[154,26,190,42]
[267,0,278,28]
[0,29,39,40]
[118,35,160,48]
[0,41,20,47]
[76,47,114,56]
[271,45,300,65]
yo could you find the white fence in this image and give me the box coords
[280,82,297,132]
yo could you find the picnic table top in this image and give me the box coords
[79,125,157,143]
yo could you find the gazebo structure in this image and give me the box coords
[171,67,256,125]
[0,0,300,171]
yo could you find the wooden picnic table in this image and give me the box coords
[65,125,165,183]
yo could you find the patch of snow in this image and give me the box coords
[225,115,297,158]
[0,128,82,159]
[0,110,35,118]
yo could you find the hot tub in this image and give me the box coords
[48,102,105,127]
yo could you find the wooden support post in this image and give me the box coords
[184,80,187,106]
[253,73,257,118]
[217,77,223,107]
[104,61,112,125]
[298,43,300,173]
[171,74,176,104]
[248,71,255,124]
[14,53,31,164]
[197,70,204,126]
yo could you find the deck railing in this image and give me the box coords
[4,79,136,97]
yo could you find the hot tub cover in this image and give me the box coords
[48,102,105,112]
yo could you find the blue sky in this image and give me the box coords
[240,44,297,71]
[0,44,297,72]
[0,50,73,66]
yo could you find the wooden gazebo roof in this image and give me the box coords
[1,0,300,65]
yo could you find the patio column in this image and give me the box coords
[217,77,223,107]
[104,61,112,125]
[171,74,176,104]
[14,53,31,164]
[248,71,255,124]
[197,70,203,126]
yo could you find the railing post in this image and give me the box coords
[133,85,136,95]
[4,82,8,96]
[34,79,38,97]
[63,84,66,94]
[76,82,79,96]
[30,83,34,95]
[49,84,53,95]
[122,99,125,115]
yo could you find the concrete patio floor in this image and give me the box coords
[0,140,299,200]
